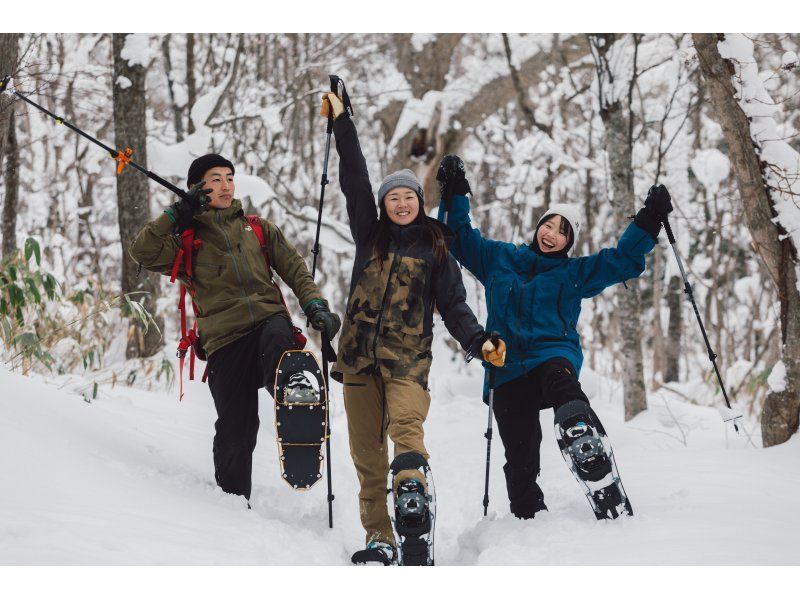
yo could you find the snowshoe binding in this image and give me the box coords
[389,452,435,566]
[351,541,396,566]
[283,371,318,404]
[554,400,633,520]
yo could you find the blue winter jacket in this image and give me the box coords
[437,195,656,399]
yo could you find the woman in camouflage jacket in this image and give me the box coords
[320,91,506,564]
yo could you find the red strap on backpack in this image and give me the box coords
[245,215,307,349]
[170,230,207,401]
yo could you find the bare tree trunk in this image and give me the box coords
[0,33,21,169]
[607,105,648,420]
[186,33,196,135]
[589,33,649,421]
[112,33,164,359]
[693,33,800,446]
[664,275,683,382]
[161,34,184,142]
[2,110,19,260]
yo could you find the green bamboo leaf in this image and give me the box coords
[24,277,42,305]
[24,238,41,266]
[9,284,25,309]
[42,274,57,301]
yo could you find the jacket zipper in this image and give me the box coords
[218,211,257,328]
[556,283,567,336]
[371,252,402,368]
[237,240,258,293]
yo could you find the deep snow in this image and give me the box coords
[0,356,798,566]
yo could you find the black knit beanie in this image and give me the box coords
[186,154,235,188]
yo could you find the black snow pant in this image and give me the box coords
[206,314,298,499]
[492,357,590,519]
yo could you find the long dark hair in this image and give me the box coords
[370,205,448,266]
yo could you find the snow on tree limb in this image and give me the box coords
[718,33,800,255]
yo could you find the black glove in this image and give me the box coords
[634,184,673,240]
[436,155,472,205]
[170,182,211,233]
[644,184,673,218]
[305,301,342,339]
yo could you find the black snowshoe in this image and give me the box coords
[273,350,328,490]
[351,541,396,566]
[554,400,633,520]
[389,452,435,566]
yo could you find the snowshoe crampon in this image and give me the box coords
[554,400,633,521]
[351,541,396,566]
[388,452,435,566]
[273,350,327,491]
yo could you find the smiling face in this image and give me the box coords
[202,166,235,209]
[383,186,420,226]
[536,214,571,253]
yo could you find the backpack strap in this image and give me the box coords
[169,227,205,401]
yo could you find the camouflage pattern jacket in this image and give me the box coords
[129,200,324,358]
[331,115,484,388]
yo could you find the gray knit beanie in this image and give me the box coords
[377,169,424,205]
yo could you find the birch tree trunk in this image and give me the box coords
[693,33,800,446]
[112,33,164,359]
[588,33,648,421]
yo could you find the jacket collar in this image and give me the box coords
[388,215,456,248]
[194,199,244,226]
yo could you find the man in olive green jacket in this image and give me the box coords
[130,154,341,503]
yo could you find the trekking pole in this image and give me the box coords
[312,74,353,529]
[1,75,187,199]
[661,214,740,433]
[482,333,500,517]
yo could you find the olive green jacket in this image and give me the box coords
[129,200,324,358]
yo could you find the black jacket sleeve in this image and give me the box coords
[332,115,378,248]
[432,251,485,352]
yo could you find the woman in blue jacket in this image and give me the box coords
[436,155,672,519]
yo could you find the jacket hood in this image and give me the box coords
[531,202,583,257]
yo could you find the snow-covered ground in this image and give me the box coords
[1,357,798,566]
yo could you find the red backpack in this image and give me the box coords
[168,214,307,400]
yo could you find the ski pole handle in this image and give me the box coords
[661,215,677,245]
[329,74,354,117]
[489,331,500,348]
[325,75,342,134]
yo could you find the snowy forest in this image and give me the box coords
[1,33,800,566]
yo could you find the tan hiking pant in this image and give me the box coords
[343,373,431,546]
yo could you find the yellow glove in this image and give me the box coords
[482,337,506,367]
[320,92,345,120]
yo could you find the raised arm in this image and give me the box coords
[129,212,181,276]
[435,155,514,283]
[129,181,211,276]
[321,91,378,247]
[573,184,672,298]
